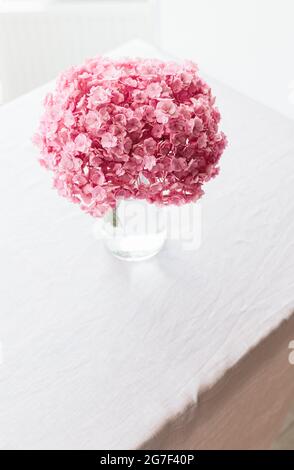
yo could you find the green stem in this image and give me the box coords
[112,205,117,228]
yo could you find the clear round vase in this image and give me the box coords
[101,199,167,261]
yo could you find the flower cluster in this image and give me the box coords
[34,57,227,217]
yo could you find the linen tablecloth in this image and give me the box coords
[0,42,294,449]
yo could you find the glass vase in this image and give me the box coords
[101,199,167,261]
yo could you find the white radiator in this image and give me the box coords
[0,1,159,102]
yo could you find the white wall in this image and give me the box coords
[161,0,294,120]
[0,1,158,102]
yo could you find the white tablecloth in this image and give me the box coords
[0,42,294,450]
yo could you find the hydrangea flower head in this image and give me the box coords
[34,57,227,217]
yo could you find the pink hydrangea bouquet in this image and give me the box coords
[34,57,227,218]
